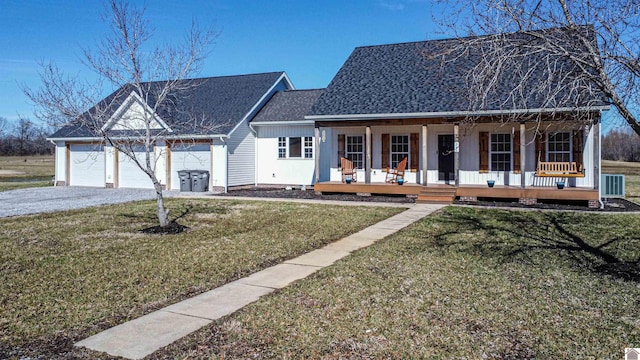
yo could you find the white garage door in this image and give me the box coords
[69,144,105,187]
[170,143,211,190]
[118,147,156,189]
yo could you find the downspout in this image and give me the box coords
[248,121,258,186]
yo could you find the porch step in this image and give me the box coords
[416,186,456,204]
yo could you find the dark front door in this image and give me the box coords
[438,134,455,182]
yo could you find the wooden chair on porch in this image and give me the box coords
[340,157,357,183]
[385,157,407,183]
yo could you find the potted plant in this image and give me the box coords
[487,180,495,188]
[556,181,565,189]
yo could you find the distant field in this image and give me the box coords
[0,155,54,191]
[602,160,640,198]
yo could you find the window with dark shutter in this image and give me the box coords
[479,132,489,172]
[410,133,419,172]
[381,134,390,170]
[513,131,521,173]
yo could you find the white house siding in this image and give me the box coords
[54,141,66,185]
[255,125,316,185]
[227,120,255,187]
[324,121,596,188]
[227,78,291,188]
[69,144,105,187]
[169,142,212,191]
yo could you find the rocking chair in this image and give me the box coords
[385,157,407,183]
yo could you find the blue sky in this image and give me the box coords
[0,0,443,125]
[0,0,622,132]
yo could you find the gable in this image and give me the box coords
[49,72,291,140]
[103,92,169,132]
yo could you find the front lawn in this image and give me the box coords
[0,198,401,358]
[157,207,640,359]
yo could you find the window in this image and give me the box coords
[548,132,571,162]
[289,137,301,158]
[277,136,313,159]
[346,135,364,168]
[490,133,511,171]
[278,137,286,158]
[391,135,409,168]
[304,137,313,159]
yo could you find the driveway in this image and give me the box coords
[0,187,179,218]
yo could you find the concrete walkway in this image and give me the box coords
[75,203,444,359]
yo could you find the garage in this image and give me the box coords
[69,144,105,187]
[117,146,157,189]
[170,143,211,190]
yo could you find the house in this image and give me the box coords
[307,27,609,207]
[49,27,610,207]
[48,72,294,191]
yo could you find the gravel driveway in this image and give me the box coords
[0,187,178,218]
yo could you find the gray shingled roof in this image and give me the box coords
[251,89,324,123]
[50,72,287,139]
[309,27,608,118]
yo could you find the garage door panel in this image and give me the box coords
[170,144,211,190]
[118,151,156,189]
[70,144,105,187]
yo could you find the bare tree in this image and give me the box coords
[24,0,216,228]
[14,116,35,156]
[431,0,639,134]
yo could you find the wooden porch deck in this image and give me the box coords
[314,181,423,196]
[314,181,599,203]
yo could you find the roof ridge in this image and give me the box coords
[353,25,590,50]
[136,71,285,86]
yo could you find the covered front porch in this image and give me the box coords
[311,116,601,207]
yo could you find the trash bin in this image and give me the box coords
[178,170,191,192]
[190,170,209,192]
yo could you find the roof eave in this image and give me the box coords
[251,120,315,126]
[305,106,611,121]
[47,134,230,142]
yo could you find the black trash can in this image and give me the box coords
[190,170,209,192]
[178,170,191,192]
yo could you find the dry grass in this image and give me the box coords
[602,160,640,198]
[0,198,401,358]
[0,155,54,191]
[155,207,640,359]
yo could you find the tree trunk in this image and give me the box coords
[154,181,170,227]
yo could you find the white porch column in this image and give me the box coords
[520,122,526,188]
[365,126,372,184]
[594,120,600,190]
[422,125,428,186]
[454,123,460,187]
[314,126,321,184]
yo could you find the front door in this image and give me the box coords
[438,134,455,183]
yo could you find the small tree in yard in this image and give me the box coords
[431,0,640,134]
[24,0,216,228]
